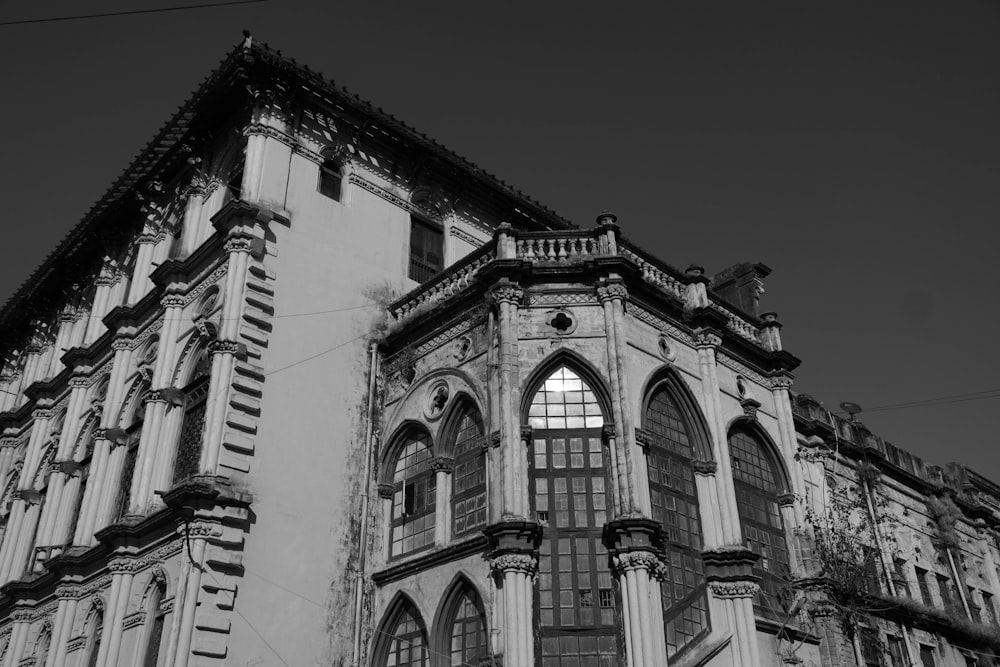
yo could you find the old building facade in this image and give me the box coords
[0,35,998,667]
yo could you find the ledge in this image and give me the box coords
[372,535,488,585]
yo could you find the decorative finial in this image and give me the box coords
[596,211,618,226]
[242,30,253,49]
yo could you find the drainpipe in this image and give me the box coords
[945,546,972,618]
[352,342,380,667]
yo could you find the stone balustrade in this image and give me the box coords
[515,232,601,262]
[618,245,686,301]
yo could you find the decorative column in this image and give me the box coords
[97,557,138,667]
[490,553,537,667]
[180,180,208,256]
[597,275,639,516]
[376,483,395,562]
[769,371,807,519]
[35,376,89,552]
[606,521,667,667]
[47,309,76,377]
[131,294,186,514]
[171,523,208,667]
[1,608,34,667]
[198,230,254,477]
[486,280,525,519]
[432,456,454,545]
[127,226,161,305]
[77,338,133,543]
[50,586,84,667]
[20,344,43,392]
[85,262,117,345]
[707,579,762,667]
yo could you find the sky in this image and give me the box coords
[0,1,998,480]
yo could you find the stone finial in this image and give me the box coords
[596,211,618,227]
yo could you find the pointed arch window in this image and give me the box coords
[451,407,486,538]
[33,626,50,666]
[376,601,428,667]
[729,428,790,618]
[527,365,619,665]
[390,432,436,558]
[83,609,103,667]
[173,349,211,485]
[115,386,147,521]
[68,425,97,545]
[140,579,167,667]
[448,588,487,666]
[644,385,710,657]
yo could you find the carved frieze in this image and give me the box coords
[708,580,760,599]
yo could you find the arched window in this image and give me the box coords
[729,428,790,618]
[115,383,148,521]
[318,159,343,201]
[83,608,103,667]
[408,216,443,282]
[447,587,487,666]
[644,384,710,657]
[375,599,428,667]
[140,578,167,666]
[32,626,50,666]
[389,432,436,558]
[449,406,486,538]
[173,348,210,484]
[527,365,619,665]
[68,424,97,545]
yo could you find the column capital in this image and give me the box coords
[634,427,653,452]
[69,375,91,388]
[56,585,85,600]
[32,408,55,421]
[376,483,395,499]
[489,553,538,576]
[143,389,168,405]
[694,329,722,349]
[224,235,254,254]
[109,557,143,574]
[596,282,628,304]
[777,493,797,507]
[600,423,617,444]
[0,437,18,449]
[112,336,134,351]
[430,456,454,473]
[10,608,34,622]
[519,425,533,442]
[611,549,665,577]
[486,281,522,308]
[209,339,243,356]
[161,294,186,309]
[708,579,761,599]
[769,373,794,390]
[480,430,501,453]
[692,459,717,476]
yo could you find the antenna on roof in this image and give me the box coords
[242,29,252,49]
[840,401,863,422]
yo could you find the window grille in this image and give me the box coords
[173,378,209,485]
[390,433,436,558]
[645,386,709,657]
[530,366,618,666]
[451,409,486,538]
[729,429,790,619]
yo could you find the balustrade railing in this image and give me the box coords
[515,232,602,262]
[618,243,686,301]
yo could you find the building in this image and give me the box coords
[0,33,998,667]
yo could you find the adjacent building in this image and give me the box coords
[0,34,997,667]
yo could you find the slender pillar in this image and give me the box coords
[432,457,453,546]
[709,580,762,667]
[490,553,536,667]
[180,183,207,256]
[598,279,640,516]
[2,609,34,667]
[131,294,185,514]
[612,551,664,667]
[100,558,137,667]
[487,281,524,519]
[50,586,83,667]
[127,230,159,305]
[172,535,207,667]
[48,310,76,377]
[85,266,117,345]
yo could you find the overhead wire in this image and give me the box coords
[0,0,267,26]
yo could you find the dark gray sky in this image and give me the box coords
[1,1,998,481]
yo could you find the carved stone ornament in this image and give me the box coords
[424,380,450,421]
[123,612,146,629]
[112,337,133,351]
[694,330,722,349]
[161,294,186,309]
[10,609,34,622]
[708,580,760,599]
[601,423,617,443]
[769,374,794,390]
[778,493,797,507]
[376,483,395,499]
[520,425,533,442]
[740,397,762,420]
[489,431,501,449]
[69,375,90,389]
[33,408,55,421]
[490,553,538,576]
[634,428,653,452]
[612,550,663,575]
[430,456,455,473]
[596,283,628,303]
[137,364,154,384]
[547,310,576,335]
[657,335,676,362]
[55,585,85,600]
[486,283,522,308]
[109,558,143,574]
[209,340,242,356]
[224,236,254,254]
[692,460,718,476]
[454,335,473,361]
[143,389,167,405]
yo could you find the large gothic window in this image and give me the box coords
[729,428,790,618]
[390,432,436,558]
[528,365,619,666]
[376,600,428,667]
[173,350,210,485]
[644,386,710,657]
[450,407,486,538]
[115,387,147,521]
[443,585,488,666]
[141,579,167,666]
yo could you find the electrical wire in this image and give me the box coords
[263,329,373,378]
[0,0,267,26]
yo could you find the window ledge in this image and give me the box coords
[373,535,487,585]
